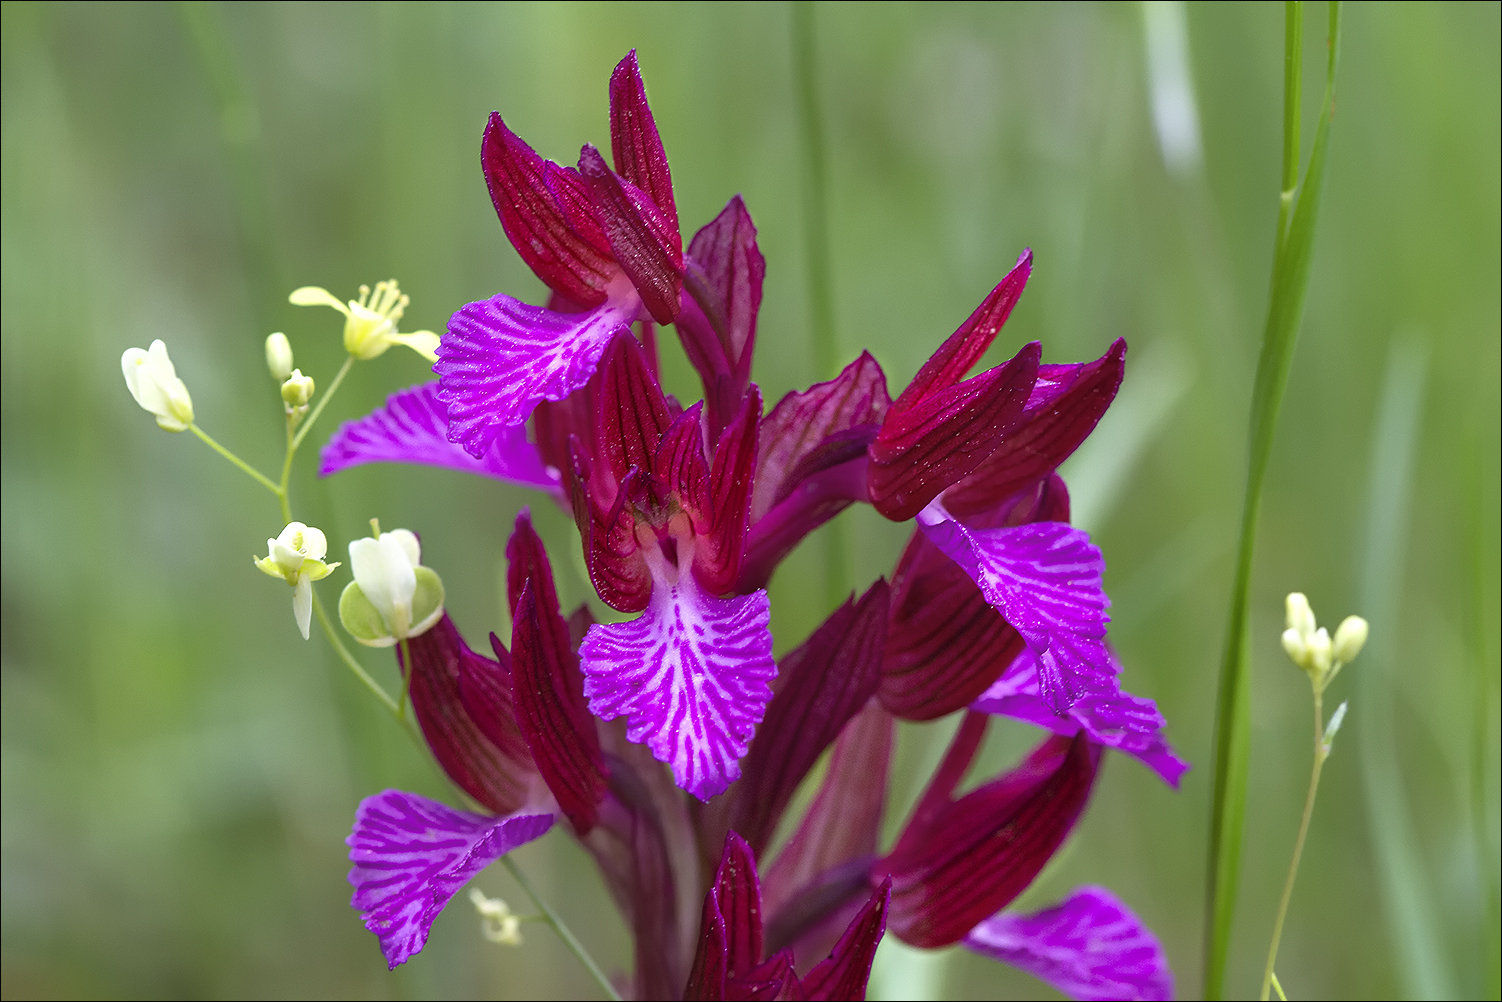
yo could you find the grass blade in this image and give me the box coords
[1356,337,1454,999]
[1203,4,1342,997]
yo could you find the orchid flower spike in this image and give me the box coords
[254,521,340,640]
[121,339,194,431]
[339,525,445,647]
[289,280,440,362]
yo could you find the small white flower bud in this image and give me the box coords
[253,522,339,640]
[1307,627,1332,675]
[1281,628,1309,668]
[265,332,294,381]
[1332,616,1368,665]
[1285,592,1316,638]
[121,340,194,431]
[281,369,315,408]
[340,527,444,646]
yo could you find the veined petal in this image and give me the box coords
[945,339,1127,515]
[319,382,560,491]
[737,457,870,593]
[346,789,553,969]
[436,288,637,459]
[753,352,889,523]
[963,887,1173,1001]
[579,144,683,325]
[882,527,1026,720]
[973,649,1188,788]
[918,499,1112,712]
[579,570,776,800]
[609,50,678,239]
[480,112,617,304]
[729,580,888,857]
[868,341,1040,521]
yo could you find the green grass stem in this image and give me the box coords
[1203,5,1342,997]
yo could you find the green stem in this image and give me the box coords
[500,855,622,1001]
[292,355,354,451]
[398,636,413,721]
[311,590,420,746]
[1204,6,1340,997]
[1261,687,1327,1000]
[190,423,282,497]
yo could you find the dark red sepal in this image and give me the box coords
[579,143,683,324]
[729,580,889,857]
[400,613,539,815]
[945,338,1126,515]
[504,513,607,834]
[597,330,673,486]
[878,721,1101,949]
[480,112,616,306]
[695,387,761,594]
[868,341,1040,521]
[609,50,679,240]
[889,250,1032,415]
[656,402,712,527]
[798,879,891,1002]
[677,196,766,438]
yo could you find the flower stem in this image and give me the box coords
[190,423,283,497]
[500,855,622,1001]
[311,589,421,747]
[291,354,354,452]
[1261,688,1328,1000]
[397,636,413,721]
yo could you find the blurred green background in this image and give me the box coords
[3,2,1497,999]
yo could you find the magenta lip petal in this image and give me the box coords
[918,499,1113,713]
[963,886,1174,1001]
[318,382,560,492]
[436,291,637,459]
[346,790,553,969]
[579,574,776,801]
[481,111,616,305]
[973,649,1189,788]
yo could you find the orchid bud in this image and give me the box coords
[253,521,339,640]
[1285,592,1316,638]
[339,527,444,646]
[1332,616,1369,664]
[265,332,294,381]
[121,340,194,432]
[281,369,315,409]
